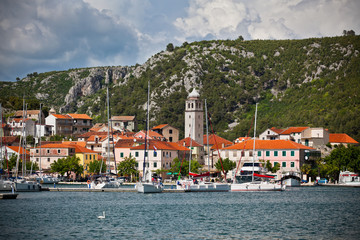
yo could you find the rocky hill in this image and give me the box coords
[0,35,359,141]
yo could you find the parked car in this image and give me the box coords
[318,178,328,184]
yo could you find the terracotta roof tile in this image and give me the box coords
[131,140,189,151]
[152,124,168,130]
[222,139,315,150]
[178,137,203,147]
[329,134,359,144]
[51,114,72,119]
[280,127,309,135]
[67,113,92,120]
[7,146,30,155]
[270,127,284,134]
[203,134,232,146]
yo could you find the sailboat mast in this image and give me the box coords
[39,103,42,175]
[0,103,3,169]
[107,86,110,175]
[252,103,258,182]
[142,81,150,182]
[205,99,210,176]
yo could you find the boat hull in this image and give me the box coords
[15,181,41,192]
[283,178,300,187]
[230,182,285,192]
[177,181,230,192]
[137,182,163,193]
[0,180,15,191]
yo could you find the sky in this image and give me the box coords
[0,0,359,82]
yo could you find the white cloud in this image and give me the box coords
[174,0,360,40]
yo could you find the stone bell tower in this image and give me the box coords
[184,89,203,145]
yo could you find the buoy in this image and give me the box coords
[98,211,106,219]
[87,180,91,184]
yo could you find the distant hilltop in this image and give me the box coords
[0,35,359,141]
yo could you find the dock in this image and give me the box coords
[0,193,19,199]
[48,188,184,193]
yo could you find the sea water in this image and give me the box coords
[1,186,359,239]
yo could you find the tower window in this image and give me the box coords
[191,103,194,108]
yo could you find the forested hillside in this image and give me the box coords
[0,35,359,141]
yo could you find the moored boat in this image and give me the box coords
[281,172,301,187]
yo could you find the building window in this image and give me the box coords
[305,139,309,146]
[135,162,138,167]
[282,151,286,156]
[145,152,148,157]
[266,151,270,157]
[90,155,92,160]
[154,152,157,157]
[154,162,157,168]
[170,152,171,157]
[291,151,295,157]
[36,149,39,153]
[241,151,244,157]
[135,152,139,157]
[169,129,173,134]
[36,158,39,162]
[169,137,173,142]
[47,158,50,162]
[86,155,88,160]
[58,150,60,154]
[120,152,124,158]
[274,151,278,157]
[282,162,286,167]
[274,162,279,167]
[291,162,295,168]
[258,151,261,157]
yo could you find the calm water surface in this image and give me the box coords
[1,186,359,239]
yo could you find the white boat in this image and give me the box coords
[338,170,360,186]
[230,103,285,192]
[0,179,15,191]
[91,177,122,189]
[281,172,301,187]
[137,182,163,193]
[137,81,163,193]
[36,175,60,184]
[177,179,229,192]
[14,178,41,192]
[231,181,285,191]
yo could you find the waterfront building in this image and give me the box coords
[130,140,189,179]
[30,143,76,170]
[114,138,143,163]
[152,124,179,142]
[184,89,203,145]
[220,139,319,180]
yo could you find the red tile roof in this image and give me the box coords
[131,140,189,151]
[67,113,92,120]
[223,140,315,150]
[329,134,359,144]
[136,130,164,139]
[280,127,309,135]
[7,146,30,155]
[115,139,141,148]
[203,134,233,146]
[11,118,31,123]
[235,136,251,142]
[178,137,203,147]
[51,114,72,119]
[39,143,75,149]
[152,124,168,130]
[1,136,19,145]
[270,127,284,134]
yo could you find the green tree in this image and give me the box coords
[6,154,38,175]
[166,43,174,52]
[87,159,106,175]
[214,158,236,180]
[117,156,138,181]
[50,155,83,180]
[170,157,202,178]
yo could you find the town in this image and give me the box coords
[1,88,359,192]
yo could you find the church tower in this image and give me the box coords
[185,89,203,145]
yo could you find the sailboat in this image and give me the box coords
[176,99,229,192]
[92,86,122,189]
[230,103,285,192]
[14,100,41,192]
[137,81,163,193]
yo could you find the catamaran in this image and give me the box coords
[230,103,285,192]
